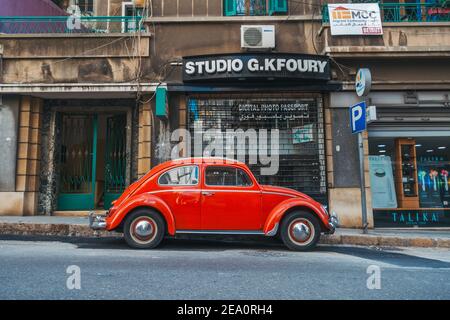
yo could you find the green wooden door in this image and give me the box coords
[104,114,127,209]
[57,114,98,211]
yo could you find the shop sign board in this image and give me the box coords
[374,209,450,228]
[328,3,383,36]
[355,68,372,97]
[183,53,331,82]
[237,101,310,122]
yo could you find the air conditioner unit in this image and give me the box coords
[241,25,275,49]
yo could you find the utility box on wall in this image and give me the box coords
[155,87,168,119]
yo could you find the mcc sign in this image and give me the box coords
[328,3,383,36]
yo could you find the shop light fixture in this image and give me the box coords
[426,149,434,153]
[379,150,386,153]
[377,144,386,148]
[415,144,422,147]
[438,146,447,150]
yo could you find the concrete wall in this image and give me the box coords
[0,35,151,84]
[322,24,450,56]
[147,20,322,80]
[324,95,375,229]
[0,96,43,216]
[0,96,19,192]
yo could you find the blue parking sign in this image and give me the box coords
[349,101,366,134]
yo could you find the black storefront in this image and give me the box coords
[165,53,341,204]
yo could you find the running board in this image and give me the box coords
[176,230,265,236]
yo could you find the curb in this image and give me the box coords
[0,222,116,238]
[1,222,449,248]
[321,233,450,248]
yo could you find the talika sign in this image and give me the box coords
[183,53,331,82]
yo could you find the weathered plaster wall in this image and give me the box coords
[0,35,151,84]
[0,96,19,191]
[147,20,322,81]
[38,104,58,215]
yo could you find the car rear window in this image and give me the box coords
[158,165,199,186]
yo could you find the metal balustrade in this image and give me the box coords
[0,16,143,34]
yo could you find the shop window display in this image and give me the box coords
[369,137,450,227]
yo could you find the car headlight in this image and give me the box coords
[321,204,330,216]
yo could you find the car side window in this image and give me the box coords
[205,166,253,187]
[158,165,199,186]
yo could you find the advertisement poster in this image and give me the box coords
[328,3,383,36]
[369,155,397,208]
[417,158,450,208]
[292,124,314,144]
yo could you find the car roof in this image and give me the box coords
[147,157,245,177]
[168,157,244,166]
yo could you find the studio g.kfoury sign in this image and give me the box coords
[182,53,331,82]
[328,3,383,36]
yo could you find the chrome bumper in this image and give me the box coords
[88,212,107,230]
[327,211,339,234]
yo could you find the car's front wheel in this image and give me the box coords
[280,211,321,251]
[123,209,165,249]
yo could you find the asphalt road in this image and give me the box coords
[0,235,449,300]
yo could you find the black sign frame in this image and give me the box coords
[182,53,331,83]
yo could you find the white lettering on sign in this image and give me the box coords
[184,58,328,75]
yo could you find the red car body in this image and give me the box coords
[90,157,338,250]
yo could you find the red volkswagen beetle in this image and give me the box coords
[89,157,338,251]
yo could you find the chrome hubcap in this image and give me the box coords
[130,217,157,244]
[134,220,153,237]
[291,222,311,242]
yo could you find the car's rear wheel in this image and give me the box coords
[123,209,165,249]
[280,211,321,251]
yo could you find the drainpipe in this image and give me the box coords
[0,45,3,83]
[106,0,111,32]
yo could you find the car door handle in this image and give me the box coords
[202,191,215,196]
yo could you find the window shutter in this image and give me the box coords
[269,0,288,15]
[224,0,237,16]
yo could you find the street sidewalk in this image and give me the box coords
[0,215,449,248]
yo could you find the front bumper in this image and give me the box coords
[88,212,107,230]
[327,211,339,234]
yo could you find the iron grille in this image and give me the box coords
[187,96,327,204]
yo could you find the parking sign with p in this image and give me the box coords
[350,101,366,134]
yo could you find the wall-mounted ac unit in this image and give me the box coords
[241,25,275,49]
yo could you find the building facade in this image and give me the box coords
[0,0,155,215]
[1,0,450,229]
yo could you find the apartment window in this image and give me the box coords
[76,0,94,14]
[224,0,288,16]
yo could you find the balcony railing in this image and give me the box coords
[322,3,450,23]
[0,16,143,34]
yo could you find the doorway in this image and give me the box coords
[56,113,127,211]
